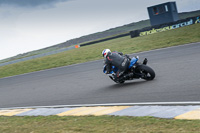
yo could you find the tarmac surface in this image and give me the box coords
[0,42,200,114]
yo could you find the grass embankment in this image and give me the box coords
[0,116,200,133]
[0,23,200,78]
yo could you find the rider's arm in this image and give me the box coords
[104,59,112,74]
[105,64,112,74]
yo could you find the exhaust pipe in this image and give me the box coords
[143,58,148,65]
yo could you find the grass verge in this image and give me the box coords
[0,23,200,78]
[0,116,200,133]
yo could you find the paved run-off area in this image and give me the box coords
[1,105,200,120]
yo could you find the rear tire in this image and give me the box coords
[136,65,155,80]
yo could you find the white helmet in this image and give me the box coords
[102,49,111,58]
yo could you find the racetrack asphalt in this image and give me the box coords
[0,42,200,108]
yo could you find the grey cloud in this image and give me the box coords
[0,0,72,7]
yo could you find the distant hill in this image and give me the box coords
[1,10,200,63]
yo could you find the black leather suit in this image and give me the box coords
[104,52,129,80]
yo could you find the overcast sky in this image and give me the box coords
[0,0,200,60]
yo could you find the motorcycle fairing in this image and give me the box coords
[128,57,138,69]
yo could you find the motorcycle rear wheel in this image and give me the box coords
[136,65,155,80]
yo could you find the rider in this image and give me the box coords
[102,49,130,82]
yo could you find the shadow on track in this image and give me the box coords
[106,79,149,89]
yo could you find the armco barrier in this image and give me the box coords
[130,15,200,38]
[81,33,130,47]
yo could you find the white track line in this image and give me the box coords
[1,101,200,110]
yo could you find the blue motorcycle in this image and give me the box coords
[103,56,155,83]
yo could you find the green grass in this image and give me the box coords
[0,23,200,79]
[0,116,200,133]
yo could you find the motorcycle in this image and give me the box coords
[103,56,155,83]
